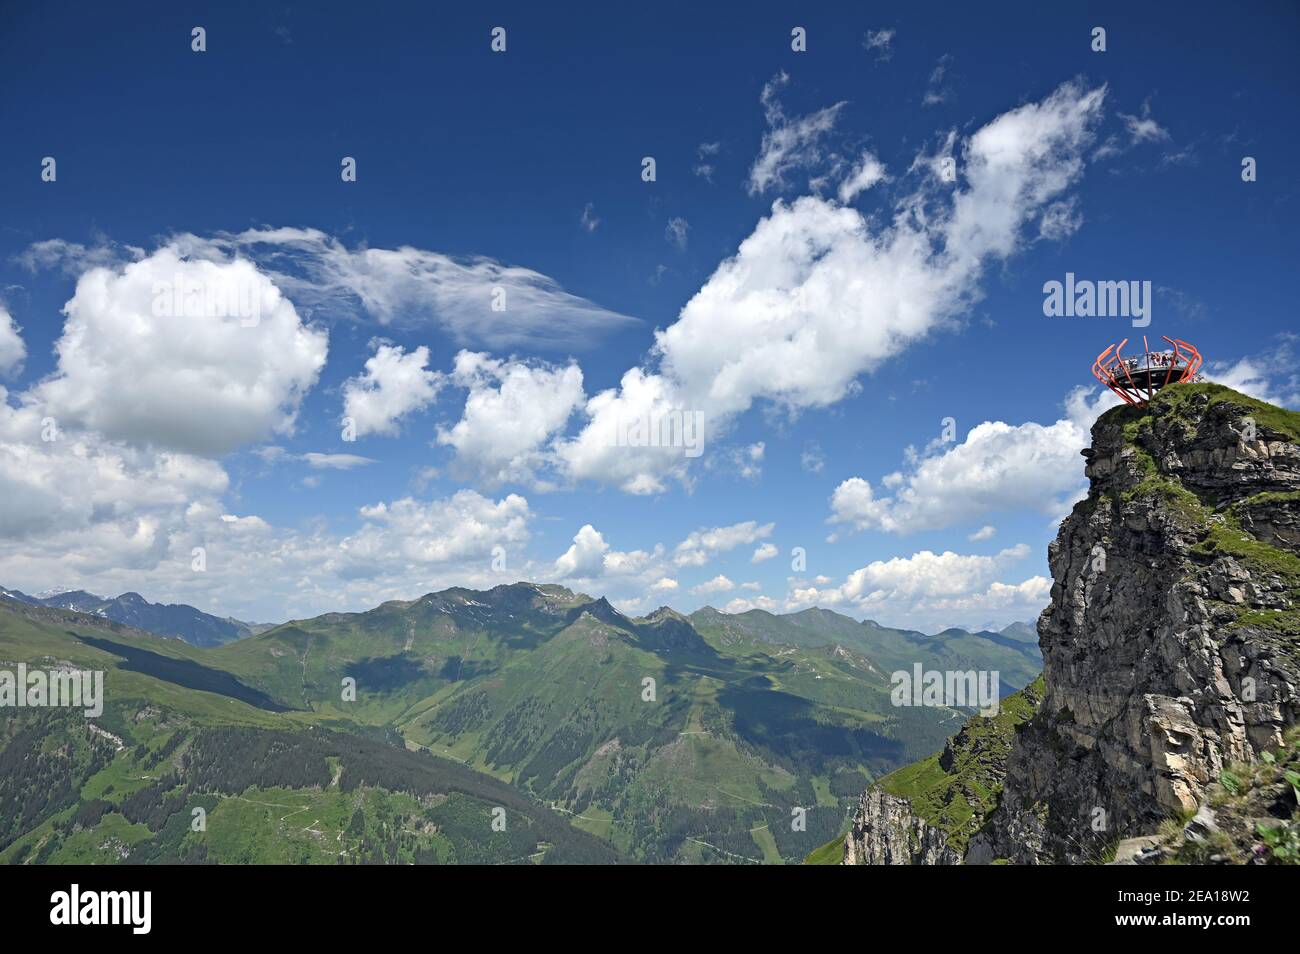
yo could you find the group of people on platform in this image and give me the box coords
[1122,351,1179,373]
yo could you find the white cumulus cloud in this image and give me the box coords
[437,351,585,488]
[553,523,667,586]
[827,386,1119,537]
[724,595,779,613]
[787,544,1046,629]
[691,574,736,596]
[674,520,774,567]
[342,343,441,438]
[33,247,328,456]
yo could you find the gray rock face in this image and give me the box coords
[969,389,1300,864]
[842,788,961,865]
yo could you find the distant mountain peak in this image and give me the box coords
[0,584,255,647]
[645,605,687,622]
[41,588,102,602]
[575,595,626,625]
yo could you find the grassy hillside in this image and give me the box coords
[0,711,621,865]
[0,598,619,864]
[874,676,1045,856]
[804,833,847,865]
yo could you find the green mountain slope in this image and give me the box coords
[996,620,1038,644]
[0,598,620,865]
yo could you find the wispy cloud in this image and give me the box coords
[665,217,690,250]
[748,71,846,195]
[166,227,638,352]
[694,141,720,182]
[922,54,953,106]
[862,28,895,63]
[302,452,375,470]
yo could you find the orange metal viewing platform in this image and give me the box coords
[1092,335,1202,407]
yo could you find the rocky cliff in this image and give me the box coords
[844,788,962,864]
[970,384,1300,863]
[845,384,1300,865]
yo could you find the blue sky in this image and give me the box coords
[0,1,1296,628]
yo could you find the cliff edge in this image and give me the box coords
[845,384,1300,865]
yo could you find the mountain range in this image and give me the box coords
[0,587,270,647]
[0,581,1039,864]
